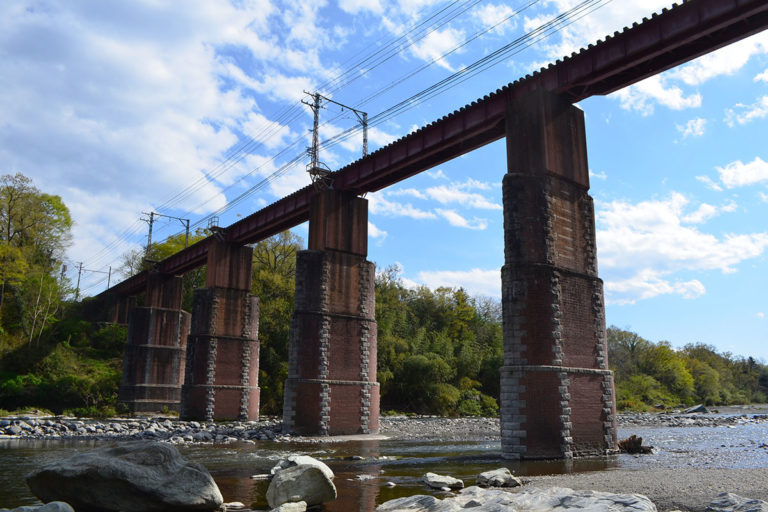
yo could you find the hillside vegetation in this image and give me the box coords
[1,172,766,416]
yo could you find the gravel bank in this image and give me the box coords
[521,468,768,512]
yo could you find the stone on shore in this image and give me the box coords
[476,468,521,488]
[270,502,307,512]
[0,503,75,512]
[707,492,768,512]
[266,464,336,509]
[376,486,657,512]
[423,472,463,490]
[26,441,223,512]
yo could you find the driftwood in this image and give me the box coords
[618,434,653,454]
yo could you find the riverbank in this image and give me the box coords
[3,405,767,443]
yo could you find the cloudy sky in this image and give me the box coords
[1,0,766,358]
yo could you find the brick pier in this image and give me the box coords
[118,272,190,413]
[282,190,379,435]
[500,88,617,459]
[181,239,260,421]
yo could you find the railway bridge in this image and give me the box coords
[104,0,768,458]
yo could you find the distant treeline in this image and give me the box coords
[1,172,766,416]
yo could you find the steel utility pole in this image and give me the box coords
[142,211,191,262]
[301,91,368,190]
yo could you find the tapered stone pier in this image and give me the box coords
[500,88,617,459]
[118,272,190,413]
[282,190,379,435]
[181,239,260,421]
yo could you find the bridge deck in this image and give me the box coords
[108,0,768,297]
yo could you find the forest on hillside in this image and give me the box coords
[1,172,767,417]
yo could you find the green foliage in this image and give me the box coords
[608,326,768,411]
[375,265,502,416]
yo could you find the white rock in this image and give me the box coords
[271,502,307,512]
[423,472,463,490]
[476,468,521,488]
[707,492,768,512]
[266,464,337,509]
[270,455,334,481]
[376,486,657,512]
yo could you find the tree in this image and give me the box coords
[0,173,71,335]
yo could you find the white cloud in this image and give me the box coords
[760,192,768,203]
[756,70,768,83]
[368,221,387,240]
[670,33,768,86]
[368,193,437,220]
[589,169,607,181]
[409,27,464,71]
[696,175,723,192]
[338,0,384,15]
[597,193,768,304]
[472,4,517,35]
[424,183,502,210]
[606,270,705,305]
[676,118,706,139]
[417,268,500,297]
[715,157,768,188]
[435,209,487,230]
[612,75,702,116]
[757,312,765,319]
[725,96,768,127]
[426,169,449,180]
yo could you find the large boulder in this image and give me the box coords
[26,441,223,512]
[707,492,768,512]
[266,464,336,509]
[423,472,463,490]
[376,486,657,512]
[476,468,521,488]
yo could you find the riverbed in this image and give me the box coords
[2,409,768,511]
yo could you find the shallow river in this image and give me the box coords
[2,423,768,510]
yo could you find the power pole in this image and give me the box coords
[75,262,83,301]
[301,91,369,190]
[142,211,191,262]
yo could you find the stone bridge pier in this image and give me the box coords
[282,189,379,435]
[500,88,617,459]
[118,272,190,413]
[181,239,260,421]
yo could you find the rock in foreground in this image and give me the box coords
[476,468,521,488]
[266,464,336,509]
[26,441,223,512]
[376,486,657,512]
[707,492,768,512]
[1,503,74,512]
[423,472,464,490]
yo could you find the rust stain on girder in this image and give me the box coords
[105,0,768,298]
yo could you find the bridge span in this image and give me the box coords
[107,0,768,458]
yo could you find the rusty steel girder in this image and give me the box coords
[106,0,768,298]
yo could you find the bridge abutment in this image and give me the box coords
[282,190,379,435]
[118,272,190,413]
[501,88,617,459]
[181,239,260,421]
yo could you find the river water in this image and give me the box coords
[2,422,768,510]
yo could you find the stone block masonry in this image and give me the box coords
[500,88,617,459]
[181,240,261,422]
[118,273,190,413]
[282,190,379,435]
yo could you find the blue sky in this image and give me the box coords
[1,1,766,359]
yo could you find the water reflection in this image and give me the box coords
[3,423,767,510]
